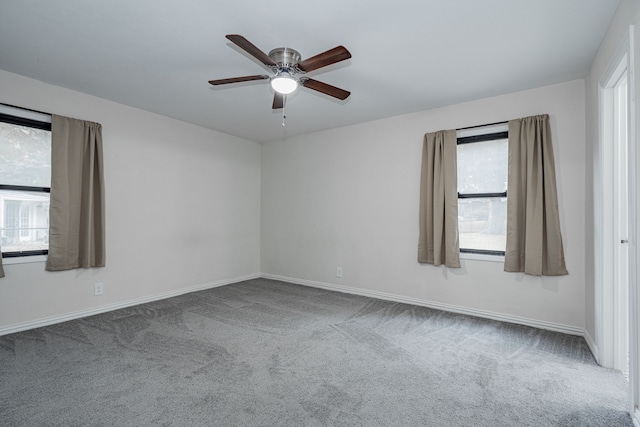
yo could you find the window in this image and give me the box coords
[457,124,508,255]
[0,104,52,257]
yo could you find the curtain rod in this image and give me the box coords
[457,120,507,131]
[0,102,51,116]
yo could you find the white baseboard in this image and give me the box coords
[260,273,584,336]
[2,272,588,341]
[0,273,260,336]
[583,328,600,364]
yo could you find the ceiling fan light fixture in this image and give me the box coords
[270,73,298,94]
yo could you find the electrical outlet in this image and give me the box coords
[94,282,104,296]
[336,267,343,278]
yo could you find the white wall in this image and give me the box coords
[0,71,587,334]
[0,70,261,331]
[0,70,588,335]
[262,79,586,331]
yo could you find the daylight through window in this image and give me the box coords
[0,104,52,257]
[457,124,508,255]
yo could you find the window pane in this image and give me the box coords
[458,197,506,252]
[0,190,49,252]
[0,122,51,187]
[457,139,508,194]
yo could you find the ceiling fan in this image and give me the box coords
[208,34,352,109]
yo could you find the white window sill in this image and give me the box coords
[460,252,505,263]
[2,255,47,265]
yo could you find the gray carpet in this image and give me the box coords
[0,278,633,426]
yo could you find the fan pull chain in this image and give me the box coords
[282,99,286,127]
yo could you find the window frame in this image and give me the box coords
[0,104,52,259]
[456,124,508,257]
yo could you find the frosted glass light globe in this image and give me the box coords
[270,74,298,94]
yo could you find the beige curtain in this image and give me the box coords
[504,114,567,276]
[418,129,460,267]
[46,115,105,271]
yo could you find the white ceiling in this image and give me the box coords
[0,0,619,143]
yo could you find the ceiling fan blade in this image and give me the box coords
[272,92,285,109]
[297,46,351,72]
[226,34,277,67]
[301,79,350,100]
[208,75,269,85]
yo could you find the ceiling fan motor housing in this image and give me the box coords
[269,47,301,68]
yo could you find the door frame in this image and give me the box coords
[595,24,638,418]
